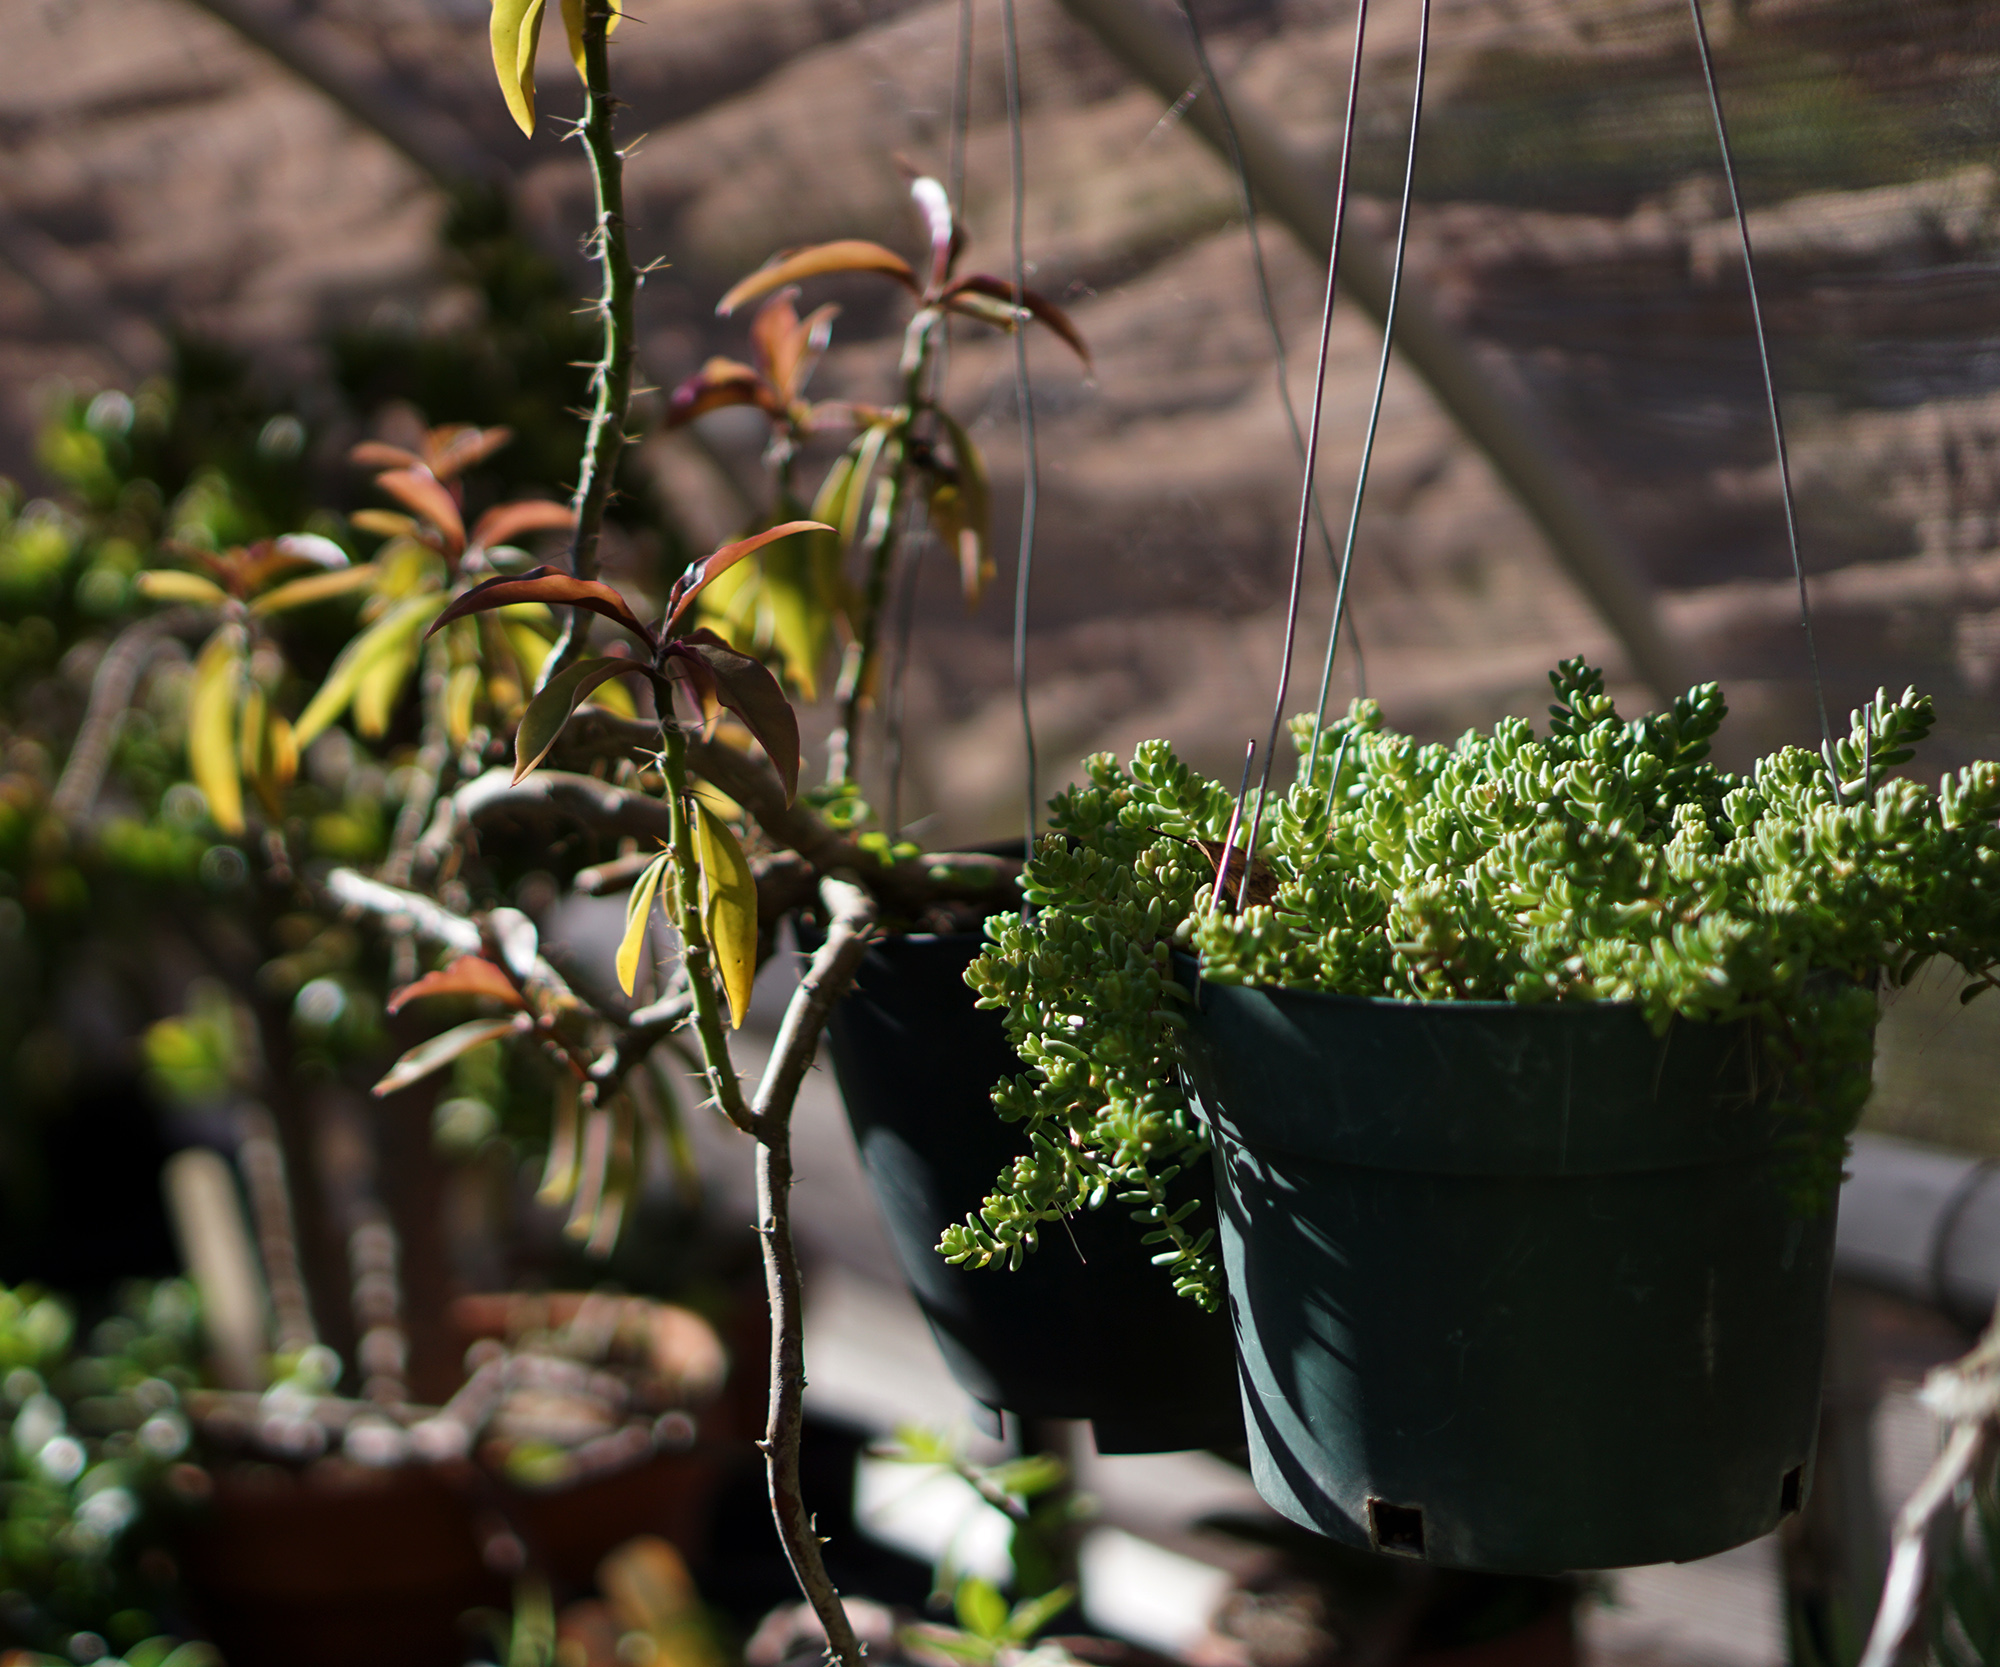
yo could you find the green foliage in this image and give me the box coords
[0,1280,208,1654]
[1934,1475,2000,1667]
[950,663,2000,1306]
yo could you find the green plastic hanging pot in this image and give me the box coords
[1176,963,1838,1572]
[820,931,1243,1453]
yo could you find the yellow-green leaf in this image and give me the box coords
[189,628,245,836]
[503,619,553,689]
[137,571,228,606]
[238,682,267,781]
[693,802,758,1027]
[558,0,621,78]
[374,1017,518,1097]
[250,563,377,615]
[838,422,895,553]
[759,527,834,699]
[446,662,481,745]
[537,1077,582,1205]
[293,594,444,746]
[353,634,417,739]
[489,0,548,137]
[616,851,673,997]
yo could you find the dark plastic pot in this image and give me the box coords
[1176,965,1838,1572]
[821,931,1243,1453]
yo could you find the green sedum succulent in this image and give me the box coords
[945,661,2000,1310]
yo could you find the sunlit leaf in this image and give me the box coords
[693,802,757,1027]
[388,955,525,1014]
[954,1577,1009,1643]
[717,241,918,317]
[911,175,954,292]
[839,423,894,553]
[469,498,575,552]
[188,628,244,836]
[943,275,1092,367]
[250,562,378,615]
[293,594,446,746]
[429,565,655,648]
[666,629,802,802]
[426,424,515,480]
[502,619,553,692]
[514,656,658,784]
[274,532,351,570]
[353,633,418,739]
[376,468,467,555]
[446,662,481,746]
[664,521,831,631]
[538,1077,582,1204]
[350,441,424,472]
[1004,1585,1077,1644]
[263,711,298,806]
[489,0,549,136]
[137,571,228,606]
[375,1018,518,1097]
[616,851,673,997]
[558,0,622,79]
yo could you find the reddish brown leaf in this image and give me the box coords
[426,424,513,480]
[470,498,577,552]
[377,468,467,555]
[350,441,423,471]
[388,955,525,1014]
[665,358,778,429]
[663,521,831,632]
[942,275,1092,368]
[428,566,657,649]
[666,628,801,803]
[513,656,665,783]
[717,241,919,317]
[758,295,839,407]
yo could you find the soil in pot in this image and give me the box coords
[1178,966,1837,1572]
[821,930,1242,1453]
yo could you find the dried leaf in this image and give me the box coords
[942,275,1092,367]
[488,0,549,136]
[514,656,658,783]
[469,498,575,552]
[664,358,775,429]
[250,563,378,615]
[429,566,655,649]
[388,955,525,1014]
[559,0,623,78]
[717,241,918,317]
[664,521,830,631]
[616,851,673,997]
[374,1017,517,1097]
[693,802,757,1028]
[188,628,244,836]
[666,629,801,803]
[376,468,467,555]
[293,594,445,746]
[935,411,992,608]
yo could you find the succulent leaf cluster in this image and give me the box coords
[947,662,2000,1307]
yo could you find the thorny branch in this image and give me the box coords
[753,877,878,1665]
[1856,1300,2000,1667]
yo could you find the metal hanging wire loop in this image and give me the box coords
[1685,0,1839,799]
[1215,0,1375,909]
[1000,0,1042,876]
[1300,0,1431,799]
[1171,0,1366,697]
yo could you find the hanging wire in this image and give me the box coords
[1221,0,1374,909]
[999,0,1041,867]
[1170,0,1367,698]
[1298,0,1432,798]
[1685,0,1839,799]
[885,0,978,839]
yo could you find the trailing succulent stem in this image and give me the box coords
[951,662,2000,1300]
